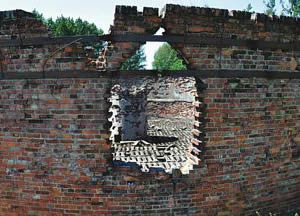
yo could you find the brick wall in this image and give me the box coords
[0,77,298,215]
[94,6,161,70]
[0,10,87,73]
[0,10,48,40]
[197,77,300,215]
[0,78,113,215]
[162,4,300,71]
[0,5,299,216]
[147,76,196,118]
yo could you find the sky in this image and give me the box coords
[2,0,268,69]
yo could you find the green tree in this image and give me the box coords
[264,0,277,15]
[32,9,146,69]
[263,0,300,16]
[280,0,300,16]
[120,47,146,70]
[245,3,254,12]
[46,17,103,36]
[152,43,186,71]
[32,10,103,56]
[32,9,46,22]
[32,10,103,36]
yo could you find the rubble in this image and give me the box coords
[112,118,198,174]
[109,84,148,142]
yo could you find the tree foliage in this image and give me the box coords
[32,9,103,55]
[280,0,300,16]
[120,47,146,70]
[46,16,103,36]
[264,0,277,15]
[152,43,186,71]
[245,3,254,12]
[263,0,300,16]
[32,10,103,36]
[32,9,146,69]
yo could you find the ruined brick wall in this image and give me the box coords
[0,10,48,40]
[162,4,300,71]
[95,6,161,70]
[0,78,298,215]
[0,10,87,73]
[195,77,300,215]
[0,5,299,216]
[147,76,196,118]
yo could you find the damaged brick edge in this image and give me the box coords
[190,78,207,166]
[161,4,300,25]
[92,5,161,71]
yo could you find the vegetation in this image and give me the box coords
[32,9,146,69]
[32,9,103,55]
[245,3,254,12]
[120,47,146,70]
[33,10,103,37]
[263,0,300,16]
[264,0,277,15]
[152,43,186,71]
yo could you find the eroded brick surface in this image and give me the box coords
[0,5,299,216]
[0,10,48,40]
[0,12,89,74]
[112,118,195,174]
[94,6,162,70]
[162,4,300,71]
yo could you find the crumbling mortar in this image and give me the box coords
[193,78,207,158]
[0,49,4,79]
[0,6,299,215]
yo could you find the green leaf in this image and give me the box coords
[32,10,104,55]
[152,43,186,72]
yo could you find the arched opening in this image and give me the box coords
[109,27,203,175]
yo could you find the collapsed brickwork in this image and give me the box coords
[0,5,299,216]
[108,76,198,175]
[109,83,148,142]
[147,77,196,118]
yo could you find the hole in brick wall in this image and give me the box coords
[109,76,200,175]
[119,27,188,71]
[119,45,147,70]
[145,76,198,174]
[107,26,206,175]
[148,28,188,70]
[108,32,203,174]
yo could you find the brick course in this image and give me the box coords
[0,5,299,216]
[162,4,300,71]
[0,10,88,73]
[94,6,161,70]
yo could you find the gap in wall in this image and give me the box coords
[109,33,199,174]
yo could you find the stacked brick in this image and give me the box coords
[94,6,161,70]
[162,4,300,71]
[0,4,299,216]
[0,78,113,215]
[0,10,48,40]
[0,10,87,73]
[198,77,300,215]
[0,43,87,73]
[191,78,207,159]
